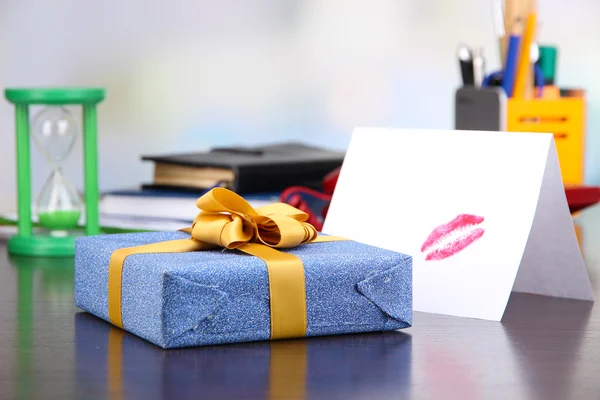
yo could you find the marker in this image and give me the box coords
[472,47,486,88]
[538,45,558,85]
[457,44,475,86]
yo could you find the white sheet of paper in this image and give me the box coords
[323,128,594,321]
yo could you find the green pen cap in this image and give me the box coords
[538,45,558,85]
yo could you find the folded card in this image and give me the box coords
[323,128,594,321]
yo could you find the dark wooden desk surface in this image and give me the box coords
[1,208,600,400]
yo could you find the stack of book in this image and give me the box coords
[141,142,344,193]
[99,187,280,228]
[102,142,344,225]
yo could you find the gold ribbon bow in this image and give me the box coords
[107,188,342,340]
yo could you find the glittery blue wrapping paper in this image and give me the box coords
[74,231,412,349]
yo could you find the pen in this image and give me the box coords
[533,64,544,98]
[501,20,522,97]
[530,42,539,64]
[472,47,486,88]
[457,44,474,86]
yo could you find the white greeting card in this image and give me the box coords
[323,128,594,321]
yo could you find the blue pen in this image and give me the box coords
[534,64,545,98]
[529,43,545,98]
[502,34,521,97]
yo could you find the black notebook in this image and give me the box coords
[141,142,345,193]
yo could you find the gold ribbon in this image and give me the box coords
[107,187,343,340]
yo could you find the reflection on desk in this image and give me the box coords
[74,314,411,400]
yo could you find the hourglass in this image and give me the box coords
[33,106,83,234]
[5,88,105,257]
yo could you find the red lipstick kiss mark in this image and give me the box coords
[421,214,485,261]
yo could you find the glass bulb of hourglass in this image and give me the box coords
[32,107,83,233]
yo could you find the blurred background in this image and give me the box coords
[1,0,599,211]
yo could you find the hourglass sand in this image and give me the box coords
[33,106,83,234]
[4,88,105,257]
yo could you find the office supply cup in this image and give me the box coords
[4,88,105,257]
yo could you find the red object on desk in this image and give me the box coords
[280,167,342,231]
[323,167,341,195]
[565,185,600,213]
[280,186,331,230]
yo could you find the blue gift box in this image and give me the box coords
[74,231,412,349]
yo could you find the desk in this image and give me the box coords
[1,208,599,400]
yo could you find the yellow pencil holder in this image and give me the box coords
[507,93,586,185]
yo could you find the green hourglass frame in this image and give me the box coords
[5,88,105,257]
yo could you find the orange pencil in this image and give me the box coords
[513,12,537,98]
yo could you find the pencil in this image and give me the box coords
[513,12,537,99]
[503,39,520,97]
